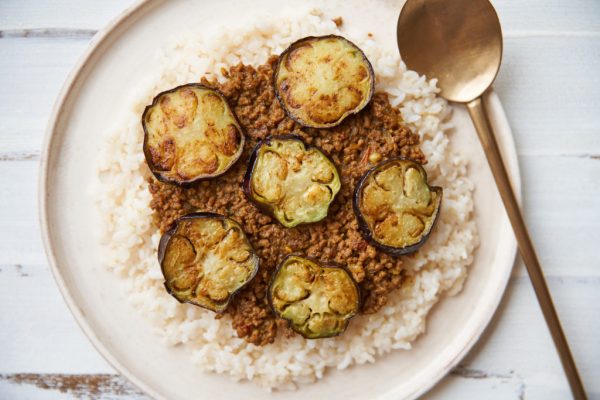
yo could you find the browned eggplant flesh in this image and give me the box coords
[143,84,244,185]
[268,255,360,339]
[244,136,341,227]
[158,213,259,312]
[274,35,375,128]
[354,158,442,256]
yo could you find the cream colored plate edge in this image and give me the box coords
[39,0,520,399]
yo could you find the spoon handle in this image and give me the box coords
[467,95,587,400]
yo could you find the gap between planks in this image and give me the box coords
[0,151,40,161]
[1,27,599,40]
[0,373,145,398]
[0,367,524,399]
[0,28,95,39]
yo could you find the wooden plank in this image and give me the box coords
[1,36,599,157]
[0,0,136,31]
[0,264,113,374]
[452,273,600,399]
[495,0,600,33]
[1,261,597,398]
[433,367,526,399]
[0,372,527,399]
[1,154,598,275]
[0,0,599,32]
[0,37,88,157]
[495,36,600,157]
[1,2,598,398]
[431,274,600,399]
[0,369,557,400]
[0,161,47,266]
[515,154,600,277]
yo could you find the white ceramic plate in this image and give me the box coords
[40,0,520,399]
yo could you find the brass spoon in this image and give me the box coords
[397,1,587,398]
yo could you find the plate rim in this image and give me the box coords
[38,1,520,399]
[38,1,167,399]
[395,90,521,400]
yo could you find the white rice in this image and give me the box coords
[95,9,478,390]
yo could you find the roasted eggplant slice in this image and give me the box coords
[243,135,341,227]
[274,35,375,128]
[158,212,259,312]
[142,84,244,185]
[353,158,442,256]
[268,255,360,339]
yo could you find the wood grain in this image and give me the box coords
[0,0,598,399]
[0,28,96,39]
[496,36,600,157]
[1,156,597,275]
[0,0,135,31]
[1,36,599,156]
[1,263,598,397]
[0,367,542,400]
[0,38,88,156]
[0,374,145,399]
[1,0,599,32]
[0,371,534,399]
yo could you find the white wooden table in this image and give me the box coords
[1,1,599,398]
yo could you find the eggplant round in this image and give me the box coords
[243,135,341,228]
[142,84,244,186]
[158,212,259,313]
[274,35,375,128]
[353,158,442,256]
[268,255,360,339]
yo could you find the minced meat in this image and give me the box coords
[148,56,426,346]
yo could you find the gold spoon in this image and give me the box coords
[397,1,587,398]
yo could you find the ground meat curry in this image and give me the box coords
[148,56,426,346]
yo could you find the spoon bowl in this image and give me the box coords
[397,0,502,103]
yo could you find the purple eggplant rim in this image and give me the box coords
[157,211,260,313]
[267,253,362,339]
[142,83,245,186]
[242,134,341,227]
[273,35,375,129]
[353,157,443,257]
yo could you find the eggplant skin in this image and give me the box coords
[274,35,375,128]
[353,158,443,257]
[267,255,361,339]
[243,134,341,228]
[158,212,259,313]
[142,84,245,186]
